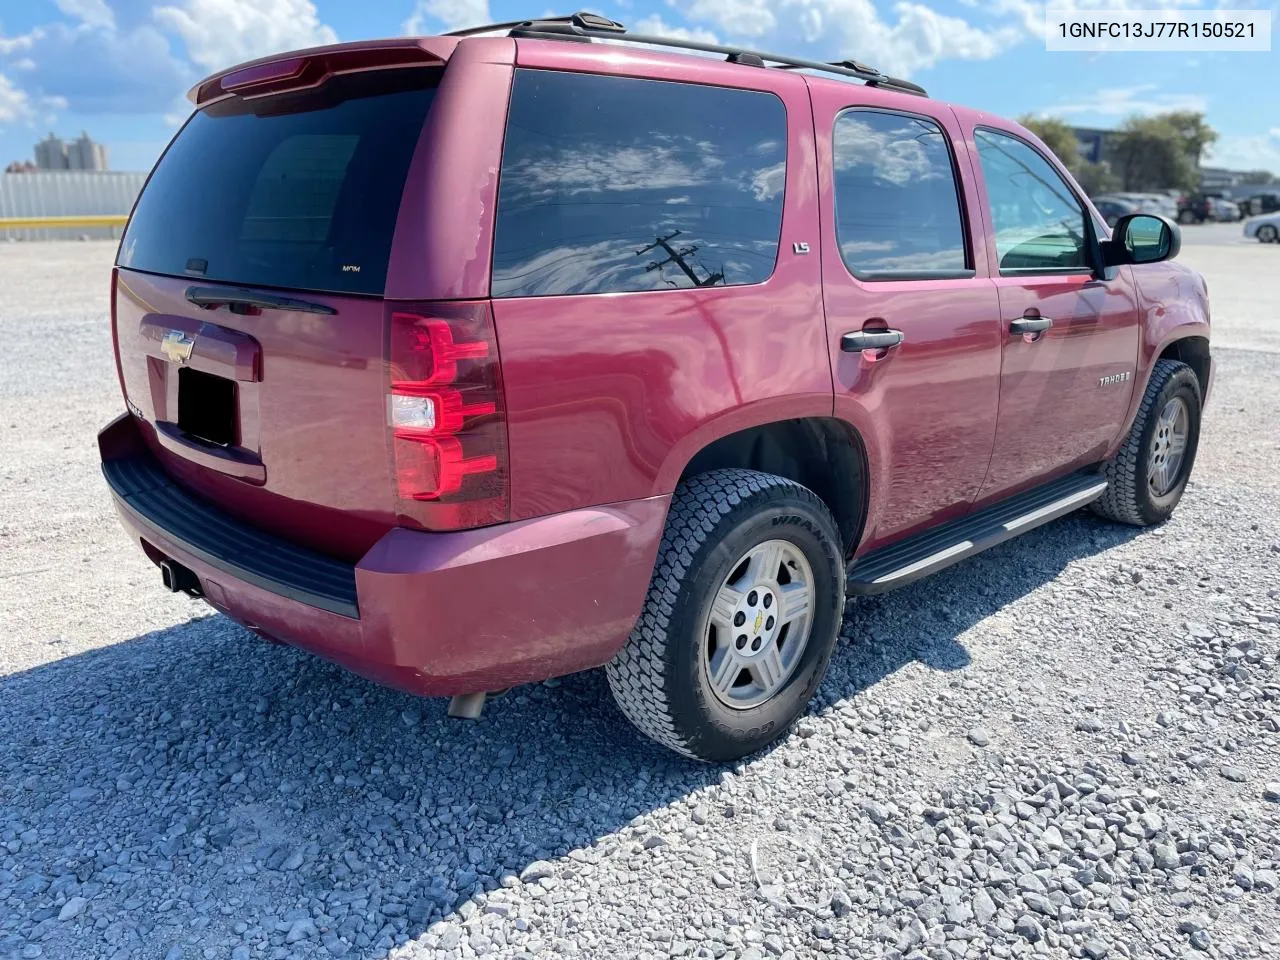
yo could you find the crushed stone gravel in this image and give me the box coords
[0,237,1277,959]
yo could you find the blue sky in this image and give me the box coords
[1,0,1277,174]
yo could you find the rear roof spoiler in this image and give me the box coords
[188,37,459,107]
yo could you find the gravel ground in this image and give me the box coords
[0,237,1277,960]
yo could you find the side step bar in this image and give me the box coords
[849,470,1108,595]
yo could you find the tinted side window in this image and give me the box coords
[832,110,968,279]
[974,129,1089,273]
[492,70,786,298]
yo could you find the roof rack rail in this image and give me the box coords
[777,58,880,76]
[444,11,623,37]
[443,11,927,97]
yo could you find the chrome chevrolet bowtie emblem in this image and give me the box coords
[161,329,195,364]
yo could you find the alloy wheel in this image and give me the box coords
[1148,397,1189,496]
[703,539,815,709]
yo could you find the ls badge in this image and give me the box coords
[160,329,196,364]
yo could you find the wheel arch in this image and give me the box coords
[1156,335,1211,399]
[1108,325,1210,463]
[675,416,869,559]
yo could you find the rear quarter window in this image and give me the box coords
[118,69,437,296]
[492,70,787,298]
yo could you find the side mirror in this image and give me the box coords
[1105,213,1180,266]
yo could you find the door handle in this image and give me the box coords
[841,329,905,352]
[1010,316,1053,335]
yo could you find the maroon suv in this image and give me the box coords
[100,14,1212,761]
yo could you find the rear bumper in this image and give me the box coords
[99,414,668,696]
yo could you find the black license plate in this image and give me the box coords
[177,367,237,447]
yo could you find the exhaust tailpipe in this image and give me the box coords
[447,692,487,720]
[159,559,202,597]
[446,688,510,720]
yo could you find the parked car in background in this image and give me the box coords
[1139,194,1181,220]
[1209,197,1241,222]
[1244,192,1280,217]
[99,15,1214,760]
[1124,194,1148,211]
[1111,193,1167,218]
[1177,193,1213,224]
[1092,195,1140,227]
[1244,211,1280,243]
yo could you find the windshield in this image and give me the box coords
[118,68,438,296]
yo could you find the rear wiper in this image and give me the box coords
[185,286,336,316]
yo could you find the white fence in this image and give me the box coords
[0,171,146,241]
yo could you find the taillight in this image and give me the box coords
[387,302,508,529]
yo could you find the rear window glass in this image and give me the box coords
[492,69,787,298]
[118,69,437,296]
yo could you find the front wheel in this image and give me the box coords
[1259,224,1279,243]
[606,469,845,761]
[1092,359,1202,526]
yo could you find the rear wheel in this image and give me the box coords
[1092,359,1201,526]
[606,469,844,761]
[1259,224,1279,243]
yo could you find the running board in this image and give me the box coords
[848,470,1108,595]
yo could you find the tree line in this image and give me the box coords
[1018,112,1274,195]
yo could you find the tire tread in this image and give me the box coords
[605,469,837,759]
[1091,358,1191,526]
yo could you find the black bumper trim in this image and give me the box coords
[103,453,360,619]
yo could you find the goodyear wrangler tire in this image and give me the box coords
[606,469,844,762]
[1092,358,1202,527]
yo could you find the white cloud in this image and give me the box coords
[53,0,117,30]
[163,98,195,127]
[966,0,1204,38]
[153,0,339,73]
[0,72,32,125]
[672,0,1024,76]
[676,0,777,36]
[0,34,36,57]
[834,113,934,181]
[403,0,492,35]
[1205,132,1280,176]
[0,20,191,115]
[632,15,720,45]
[503,138,729,201]
[1048,85,1209,117]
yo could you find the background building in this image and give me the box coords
[1072,126,1115,165]
[32,132,109,172]
[67,133,109,172]
[34,134,69,171]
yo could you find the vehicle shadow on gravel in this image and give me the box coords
[0,512,1141,959]
[820,512,1143,709]
[821,512,1143,697]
